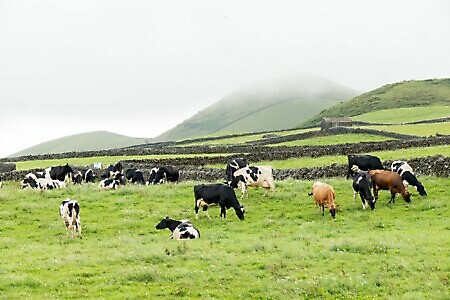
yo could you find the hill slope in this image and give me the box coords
[302,78,450,126]
[155,74,358,141]
[10,131,150,157]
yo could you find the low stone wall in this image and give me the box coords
[2,155,448,182]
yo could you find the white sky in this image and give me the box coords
[1,0,449,157]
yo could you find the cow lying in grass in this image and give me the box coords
[308,181,336,219]
[20,173,66,190]
[369,170,411,204]
[155,217,200,240]
[98,172,126,189]
[59,198,82,239]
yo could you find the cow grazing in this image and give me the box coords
[230,165,275,197]
[83,169,96,183]
[148,166,179,184]
[391,160,427,196]
[20,173,66,190]
[351,165,375,210]
[369,170,411,204]
[155,217,200,239]
[347,154,384,179]
[59,198,82,239]
[124,168,146,185]
[102,162,123,179]
[194,183,245,220]
[309,181,336,218]
[225,158,248,184]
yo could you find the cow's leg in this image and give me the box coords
[203,207,211,220]
[78,222,82,239]
[389,191,396,203]
[353,191,357,204]
[373,186,379,201]
[220,206,226,219]
[321,204,325,216]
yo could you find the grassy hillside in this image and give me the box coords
[156,74,358,141]
[302,78,450,126]
[10,131,150,157]
[352,106,450,124]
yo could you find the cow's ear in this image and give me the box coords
[165,216,169,219]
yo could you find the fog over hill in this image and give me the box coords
[155,74,358,141]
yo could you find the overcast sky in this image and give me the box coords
[1,0,449,157]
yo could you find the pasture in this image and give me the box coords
[0,177,448,298]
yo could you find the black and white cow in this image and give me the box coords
[148,166,179,184]
[46,163,74,182]
[20,173,66,190]
[347,154,384,179]
[98,171,125,189]
[391,160,427,196]
[59,198,82,239]
[155,217,200,239]
[124,168,146,185]
[230,165,275,197]
[83,169,96,183]
[351,165,375,210]
[225,158,248,184]
[102,162,123,179]
[73,171,83,185]
[194,183,245,220]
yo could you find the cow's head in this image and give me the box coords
[155,217,171,230]
[329,204,336,219]
[417,184,427,196]
[230,175,245,189]
[236,205,245,220]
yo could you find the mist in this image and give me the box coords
[1,0,449,157]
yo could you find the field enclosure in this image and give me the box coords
[0,177,448,298]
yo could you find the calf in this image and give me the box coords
[73,171,83,185]
[225,158,248,184]
[148,166,179,184]
[194,183,245,220]
[309,181,336,218]
[347,154,384,179]
[98,172,125,189]
[230,165,275,197]
[155,217,200,239]
[59,198,82,239]
[351,165,375,210]
[391,160,427,196]
[369,170,411,203]
[124,168,146,185]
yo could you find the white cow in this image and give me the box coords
[59,198,82,239]
[230,165,275,197]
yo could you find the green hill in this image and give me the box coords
[10,131,150,157]
[302,78,450,126]
[155,74,358,141]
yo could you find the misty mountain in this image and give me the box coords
[155,74,358,141]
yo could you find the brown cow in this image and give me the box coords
[369,170,411,204]
[308,181,336,219]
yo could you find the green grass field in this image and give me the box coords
[361,122,450,137]
[0,178,448,298]
[352,106,450,124]
[272,133,394,147]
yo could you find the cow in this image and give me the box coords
[308,181,336,219]
[83,169,96,183]
[225,158,249,184]
[98,171,125,189]
[347,154,384,179]
[20,173,66,190]
[59,198,82,239]
[351,165,375,210]
[148,166,179,184]
[102,162,123,179]
[391,160,427,196]
[194,183,245,220]
[369,170,411,204]
[155,217,200,240]
[46,163,74,182]
[230,165,275,197]
[124,168,146,185]
[73,171,83,185]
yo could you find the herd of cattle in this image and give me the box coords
[1,154,428,240]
